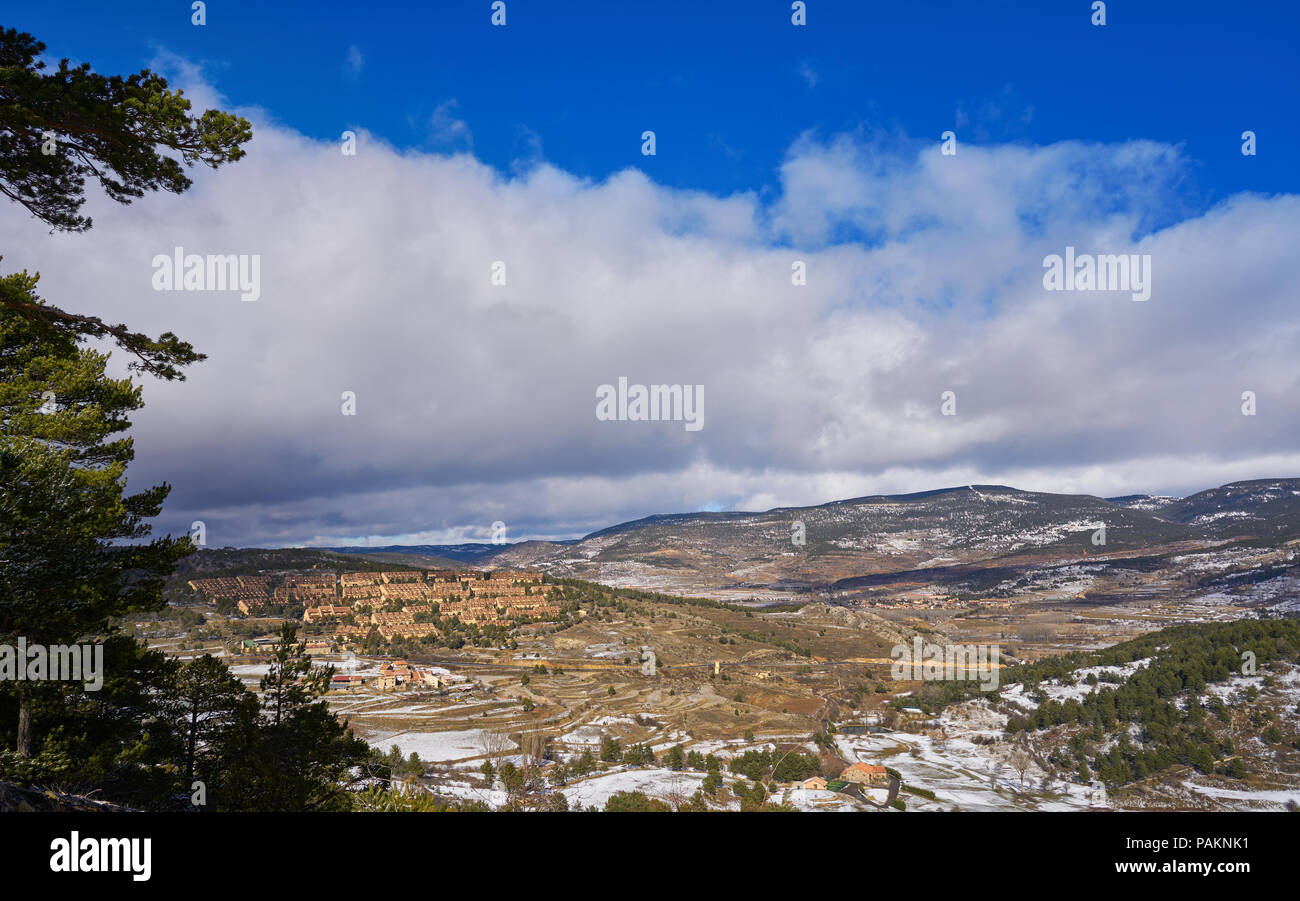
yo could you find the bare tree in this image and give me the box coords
[1007,747,1033,791]
[479,728,511,767]
[519,724,549,768]
[655,772,695,811]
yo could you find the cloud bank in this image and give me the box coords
[6,69,1298,547]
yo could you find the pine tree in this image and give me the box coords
[166,654,249,808]
[0,27,250,379]
[0,273,191,758]
[251,623,369,810]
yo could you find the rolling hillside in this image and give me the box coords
[1156,479,1300,538]
[304,479,1300,599]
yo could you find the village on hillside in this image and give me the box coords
[154,560,1300,813]
[187,568,560,652]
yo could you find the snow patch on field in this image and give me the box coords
[1182,782,1300,807]
[780,788,860,811]
[999,658,1152,709]
[560,768,705,809]
[365,729,516,762]
[430,779,507,807]
[834,706,1097,812]
[560,725,606,746]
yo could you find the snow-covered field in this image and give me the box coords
[1183,782,1300,806]
[832,698,1099,812]
[779,787,860,811]
[366,729,516,762]
[229,663,271,684]
[559,768,706,809]
[429,778,507,808]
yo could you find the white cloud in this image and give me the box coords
[428,99,472,150]
[5,67,1297,547]
[345,45,364,79]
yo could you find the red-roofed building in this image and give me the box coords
[839,763,889,786]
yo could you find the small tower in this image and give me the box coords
[1088,780,1108,807]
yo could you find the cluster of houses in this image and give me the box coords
[186,575,283,615]
[790,763,890,798]
[329,659,474,694]
[791,763,889,792]
[862,588,968,610]
[189,572,336,614]
[228,637,476,695]
[833,762,889,787]
[190,568,561,635]
[776,763,893,810]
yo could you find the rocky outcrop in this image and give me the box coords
[0,781,128,812]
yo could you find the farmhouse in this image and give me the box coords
[330,674,367,692]
[839,763,889,786]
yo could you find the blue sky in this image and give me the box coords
[13,1,1298,205]
[6,2,1300,546]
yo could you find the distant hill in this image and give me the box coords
[480,485,1193,593]
[204,478,1300,598]
[171,546,430,583]
[482,480,1300,594]
[174,547,384,576]
[324,550,472,570]
[1106,494,1181,513]
[323,540,576,566]
[1156,478,1300,538]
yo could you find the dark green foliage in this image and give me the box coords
[0,27,250,232]
[0,281,192,763]
[600,736,622,762]
[0,29,249,379]
[604,790,671,812]
[1004,620,1300,787]
[622,743,656,766]
[727,747,821,783]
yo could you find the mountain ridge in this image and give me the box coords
[323,478,1300,598]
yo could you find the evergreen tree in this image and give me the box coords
[165,654,249,809]
[250,624,370,811]
[0,274,191,758]
[0,27,250,378]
